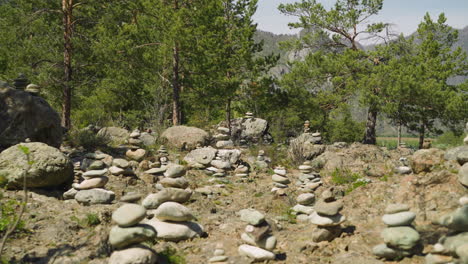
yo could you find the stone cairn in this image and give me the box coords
[373,203,420,260]
[255,150,271,170]
[141,163,204,242]
[64,152,115,205]
[13,73,29,90]
[425,196,468,264]
[214,126,234,149]
[238,209,277,262]
[126,130,147,163]
[208,243,229,263]
[309,188,346,242]
[292,161,321,222]
[108,203,158,264]
[25,83,40,95]
[271,166,290,195]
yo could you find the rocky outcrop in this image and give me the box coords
[0,86,62,149]
[161,126,209,150]
[228,116,273,145]
[0,142,73,189]
[97,127,129,143]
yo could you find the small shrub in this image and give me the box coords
[67,129,110,150]
[434,131,464,149]
[346,178,370,194]
[159,247,186,264]
[0,192,25,234]
[330,168,361,185]
[85,213,101,226]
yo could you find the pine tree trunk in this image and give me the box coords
[61,0,73,130]
[397,122,402,147]
[172,44,180,126]
[363,107,378,145]
[418,122,425,149]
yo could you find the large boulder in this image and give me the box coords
[288,133,326,161]
[0,86,62,149]
[410,148,445,174]
[183,147,217,167]
[161,126,209,150]
[97,127,129,143]
[229,117,273,144]
[445,146,468,165]
[0,142,73,189]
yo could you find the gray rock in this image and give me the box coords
[75,188,115,205]
[442,232,468,254]
[63,188,78,200]
[0,87,62,148]
[87,160,105,170]
[315,200,343,216]
[120,192,142,203]
[382,211,416,227]
[238,244,275,261]
[112,204,147,227]
[311,226,341,242]
[109,166,125,175]
[297,193,315,205]
[372,244,404,260]
[217,149,241,164]
[97,127,129,143]
[144,219,204,242]
[292,204,314,215]
[161,126,209,150]
[163,164,186,178]
[142,188,192,209]
[139,133,156,147]
[0,142,73,189]
[309,211,346,227]
[209,256,228,263]
[108,246,158,264]
[184,147,217,167]
[144,167,167,175]
[126,149,146,162]
[153,202,194,222]
[160,177,189,189]
[271,174,290,184]
[457,150,468,165]
[396,166,412,175]
[211,160,231,169]
[239,209,265,226]
[382,226,420,250]
[424,254,454,264]
[456,244,468,263]
[108,224,156,249]
[241,233,277,250]
[438,205,468,231]
[385,204,410,214]
[113,158,130,169]
[459,163,468,187]
[83,168,108,178]
[444,146,468,161]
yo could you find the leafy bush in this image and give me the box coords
[331,168,361,185]
[434,131,464,149]
[325,108,365,143]
[0,192,25,234]
[159,247,186,264]
[67,129,110,150]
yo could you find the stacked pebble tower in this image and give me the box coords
[126,130,147,162]
[425,196,468,264]
[64,152,115,204]
[238,209,276,262]
[373,203,421,260]
[214,126,234,149]
[309,188,346,242]
[108,203,157,264]
[292,161,322,222]
[271,166,290,195]
[142,163,204,241]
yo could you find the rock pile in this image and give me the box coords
[309,188,346,242]
[238,209,276,262]
[214,126,234,149]
[255,150,271,169]
[208,243,229,263]
[426,196,468,264]
[109,158,134,176]
[373,203,420,260]
[395,157,412,175]
[65,152,115,205]
[128,129,143,147]
[292,161,321,222]
[108,204,158,264]
[142,164,204,242]
[271,166,290,194]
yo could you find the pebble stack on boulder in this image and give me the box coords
[142,164,204,242]
[108,204,157,264]
[126,132,147,162]
[271,166,290,194]
[234,163,250,178]
[66,152,115,205]
[142,146,172,181]
[396,157,412,175]
[109,158,134,176]
[309,188,346,242]
[128,129,143,147]
[373,203,420,260]
[425,196,468,264]
[238,209,276,262]
[292,161,321,222]
[214,126,234,149]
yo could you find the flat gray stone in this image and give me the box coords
[239,209,265,226]
[75,188,115,205]
[238,244,275,261]
[382,226,420,250]
[382,211,416,227]
[142,188,192,209]
[108,224,156,249]
[385,204,410,214]
[153,202,194,222]
[112,204,147,227]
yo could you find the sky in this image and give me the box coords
[254,0,468,37]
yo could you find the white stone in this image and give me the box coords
[108,246,157,264]
[271,174,290,184]
[459,196,468,206]
[238,244,275,261]
[109,166,125,175]
[154,202,194,222]
[82,168,108,177]
[292,204,314,215]
[382,211,416,226]
[273,169,286,176]
[112,204,147,227]
[144,219,203,242]
[297,193,315,205]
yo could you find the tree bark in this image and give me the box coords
[418,122,425,149]
[363,107,378,145]
[61,0,73,130]
[226,98,231,135]
[397,122,402,147]
[172,45,180,126]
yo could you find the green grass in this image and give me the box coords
[330,168,369,194]
[159,247,186,264]
[377,137,420,150]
